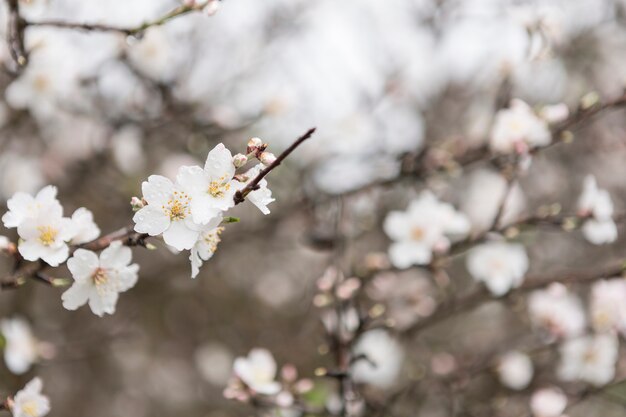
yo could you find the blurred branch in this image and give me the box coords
[400,258,626,338]
[23,3,207,35]
[5,0,27,68]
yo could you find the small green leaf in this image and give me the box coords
[223,217,240,224]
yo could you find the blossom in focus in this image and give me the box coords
[10,378,50,417]
[590,279,626,335]
[177,143,241,224]
[497,351,534,390]
[62,241,139,317]
[466,241,529,296]
[351,329,404,389]
[1,318,40,375]
[577,175,617,245]
[133,175,200,250]
[489,99,551,154]
[16,209,75,267]
[528,283,585,340]
[233,348,282,395]
[530,387,567,417]
[241,164,275,215]
[69,207,100,244]
[189,215,224,278]
[383,191,470,268]
[2,186,62,229]
[557,332,618,386]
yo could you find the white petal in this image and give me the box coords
[583,219,617,245]
[116,264,139,291]
[18,240,43,261]
[163,220,199,251]
[61,283,92,311]
[190,195,221,225]
[142,175,174,205]
[133,205,170,236]
[100,241,132,269]
[41,245,69,267]
[388,241,431,269]
[67,249,99,282]
[176,165,208,193]
[204,143,235,180]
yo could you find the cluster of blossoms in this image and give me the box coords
[224,348,313,409]
[132,139,275,278]
[489,99,568,158]
[577,175,617,245]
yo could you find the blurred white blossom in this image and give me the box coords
[467,241,529,296]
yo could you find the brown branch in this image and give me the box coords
[23,3,206,35]
[5,0,27,68]
[400,258,626,338]
[234,127,316,204]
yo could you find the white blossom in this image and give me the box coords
[497,351,534,390]
[530,387,567,417]
[133,175,200,250]
[242,164,275,215]
[351,329,404,389]
[62,241,139,317]
[490,99,551,154]
[466,242,529,296]
[69,207,100,245]
[176,143,242,225]
[528,283,586,340]
[558,333,618,386]
[590,279,626,335]
[384,191,470,269]
[16,210,75,267]
[190,215,224,278]
[11,378,50,417]
[233,348,282,395]
[578,175,617,245]
[1,318,39,375]
[2,186,62,229]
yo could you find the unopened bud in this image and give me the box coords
[232,153,248,168]
[259,151,276,166]
[247,137,263,150]
[0,236,16,255]
[130,196,145,211]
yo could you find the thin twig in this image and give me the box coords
[5,0,27,68]
[234,127,316,204]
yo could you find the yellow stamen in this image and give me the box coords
[21,401,38,417]
[208,176,230,198]
[92,268,108,286]
[38,226,58,246]
[411,227,425,241]
[162,191,191,220]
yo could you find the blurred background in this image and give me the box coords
[2,0,626,416]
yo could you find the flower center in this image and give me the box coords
[583,348,597,364]
[38,226,58,246]
[208,177,230,198]
[204,227,224,253]
[163,191,191,221]
[411,227,425,241]
[21,401,38,417]
[92,268,108,286]
[33,74,50,92]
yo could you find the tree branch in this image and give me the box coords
[234,127,316,204]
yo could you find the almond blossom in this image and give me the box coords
[466,241,529,296]
[530,387,567,417]
[16,209,75,267]
[1,317,40,375]
[240,164,275,215]
[190,215,224,278]
[557,332,618,386]
[383,191,470,269]
[133,175,200,250]
[497,351,534,390]
[528,283,586,340]
[577,175,617,245]
[10,378,50,417]
[489,99,551,154]
[62,241,139,317]
[69,207,100,245]
[2,186,62,229]
[351,329,404,389]
[232,348,282,395]
[176,143,241,225]
[590,279,626,335]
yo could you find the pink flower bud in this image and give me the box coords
[259,152,277,166]
[232,153,248,168]
[247,137,263,149]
